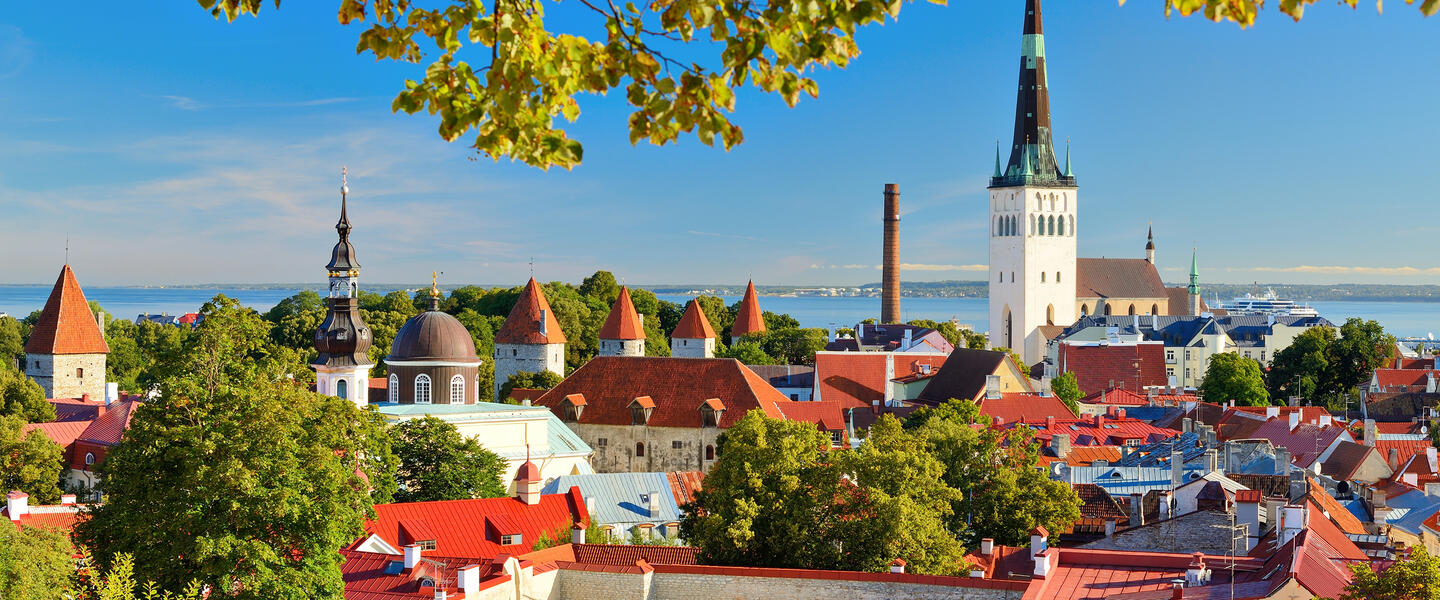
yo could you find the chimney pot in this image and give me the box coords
[6,491,28,521]
[980,538,994,555]
[890,558,907,574]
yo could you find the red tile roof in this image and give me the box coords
[665,471,704,507]
[670,299,716,340]
[1023,548,1267,600]
[534,357,790,429]
[353,487,588,560]
[774,401,850,432]
[913,349,1019,406]
[1075,258,1169,300]
[494,278,567,345]
[1079,388,1198,407]
[1074,484,1129,521]
[1374,421,1424,435]
[730,280,765,338]
[976,393,1075,424]
[1245,419,1349,468]
[1014,416,1178,448]
[1375,439,1430,470]
[569,543,699,566]
[48,397,103,422]
[598,286,646,341]
[2,504,85,531]
[22,420,89,449]
[816,351,947,408]
[1371,368,1436,392]
[1306,477,1368,536]
[964,544,1032,579]
[24,265,109,355]
[77,399,140,446]
[1056,343,1167,397]
[341,548,498,600]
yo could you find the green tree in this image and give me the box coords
[578,271,621,305]
[746,328,828,365]
[1340,545,1440,600]
[904,398,986,429]
[761,311,801,331]
[75,296,398,600]
[1332,318,1396,395]
[696,296,735,342]
[1201,353,1270,407]
[1051,371,1083,415]
[716,340,773,365]
[499,370,564,402]
[1,368,55,423]
[0,522,75,600]
[1267,326,1335,403]
[102,319,145,392]
[392,416,507,502]
[0,414,64,504]
[0,315,26,369]
[262,290,327,358]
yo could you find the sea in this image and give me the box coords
[1,286,1437,339]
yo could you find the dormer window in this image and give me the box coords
[501,534,522,546]
[563,394,586,422]
[630,396,655,425]
[700,398,725,428]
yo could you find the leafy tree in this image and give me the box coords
[1267,326,1335,403]
[0,414,64,504]
[1201,353,1270,407]
[745,328,828,365]
[102,319,145,392]
[1123,0,1435,29]
[1333,318,1396,394]
[696,296,735,342]
[905,319,984,350]
[904,398,985,429]
[0,315,26,369]
[75,296,398,600]
[655,299,685,336]
[499,370,564,402]
[392,416,507,502]
[578,271,621,305]
[1340,545,1440,600]
[130,322,192,393]
[1,368,55,423]
[0,522,74,600]
[716,340,773,365]
[1050,371,1083,415]
[262,290,327,360]
[761,311,801,331]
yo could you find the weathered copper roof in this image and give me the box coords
[24,265,109,355]
[730,281,766,338]
[598,286,645,341]
[495,278,568,345]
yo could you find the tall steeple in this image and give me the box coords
[313,168,374,407]
[990,0,1075,189]
[1186,248,1202,316]
[1145,225,1155,264]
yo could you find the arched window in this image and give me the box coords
[1041,272,1046,283]
[1128,304,1137,316]
[1057,271,1062,283]
[1048,216,1056,236]
[415,374,432,404]
[1080,304,1089,316]
[85,452,95,466]
[450,374,465,404]
[76,367,84,378]
[1011,272,1015,283]
[1062,193,1068,211]
[1151,304,1160,316]
[1103,304,1112,316]
[995,217,1002,236]
[998,271,1003,283]
[1036,193,1043,211]
[1046,304,1055,326]
[1057,216,1064,236]
[1030,215,1036,236]
[1069,215,1076,236]
[336,379,348,400]
[705,445,715,460]
[1049,195,1055,211]
[388,375,399,402]
[636,442,646,458]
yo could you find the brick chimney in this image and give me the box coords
[881,184,901,324]
[1051,433,1071,460]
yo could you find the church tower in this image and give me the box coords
[24,264,108,400]
[1187,249,1202,316]
[1145,226,1156,265]
[312,169,374,407]
[598,286,646,357]
[988,0,1078,366]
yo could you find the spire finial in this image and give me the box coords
[1021,135,1034,176]
[1063,137,1073,177]
[336,166,352,237]
[65,235,70,265]
[431,271,440,298]
[993,140,1002,178]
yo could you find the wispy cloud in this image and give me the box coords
[1237,265,1440,276]
[157,95,360,111]
[0,25,34,79]
[161,95,203,111]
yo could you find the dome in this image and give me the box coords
[515,461,541,482]
[388,310,480,362]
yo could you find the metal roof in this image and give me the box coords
[540,472,684,529]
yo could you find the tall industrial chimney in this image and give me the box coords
[881,183,901,324]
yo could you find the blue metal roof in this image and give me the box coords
[1064,464,1208,496]
[1383,490,1440,535]
[541,472,684,529]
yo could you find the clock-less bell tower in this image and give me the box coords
[313,168,374,407]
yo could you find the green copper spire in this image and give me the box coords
[994,141,1002,178]
[1021,136,1034,177]
[1187,248,1200,295]
[1063,139,1073,177]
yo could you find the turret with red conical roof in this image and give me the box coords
[730,280,766,345]
[493,278,568,401]
[25,264,108,400]
[670,299,717,358]
[598,286,646,357]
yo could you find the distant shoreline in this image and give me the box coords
[3,281,1440,303]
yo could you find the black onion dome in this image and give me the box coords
[312,298,374,367]
[389,309,480,362]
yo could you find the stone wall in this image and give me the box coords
[599,339,645,357]
[1079,510,1237,555]
[26,353,106,400]
[669,338,714,359]
[495,342,566,401]
[570,423,721,473]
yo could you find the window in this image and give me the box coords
[1057,216,1064,236]
[388,375,399,402]
[830,431,843,447]
[1124,439,1142,447]
[1048,215,1055,235]
[1185,369,1192,379]
[597,438,608,447]
[76,367,84,378]
[1041,272,1046,283]
[450,374,465,404]
[1057,271,1061,283]
[790,394,799,400]
[419,540,437,550]
[672,440,684,449]
[84,452,95,466]
[636,442,646,457]
[1184,350,1192,360]
[1166,350,1175,362]
[336,379,348,400]
[705,445,715,460]
[1167,367,1176,376]
[512,349,518,356]
[1069,215,1075,236]
[414,374,432,404]
[501,534,522,546]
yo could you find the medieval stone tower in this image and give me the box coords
[24,264,109,400]
[492,278,567,400]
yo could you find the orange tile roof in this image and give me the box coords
[670,299,716,339]
[665,471,704,507]
[353,487,588,560]
[976,393,1076,424]
[730,280,766,338]
[814,352,946,408]
[24,265,108,355]
[598,286,646,340]
[1306,477,1368,535]
[1062,446,1123,466]
[533,357,790,428]
[494,278,567,345]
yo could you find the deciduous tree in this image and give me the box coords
[392,416,507,502]
[1201,353,1270,407]
[1340,545,1440,600]
[499,370,565,402]
[0,522,74,600]
[1,368,54,423]
[0,414,64,504]
[1050,371,1083,415]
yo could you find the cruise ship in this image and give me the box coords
[1219,288,1320,317]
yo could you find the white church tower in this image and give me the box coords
[312,168,375,407]
[988,0,1078,367]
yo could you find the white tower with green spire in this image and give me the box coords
[1187,249,1202,316]
[987,0,1078,366]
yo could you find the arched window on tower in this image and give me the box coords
[1049,195,1055,211]
[1103,304,1112,316]
[1151,303,1160,316]
[1057,216,1064,236]
[1047,304,1055,326]
[450,374,465,404]
[1080,304,1089,316]
[1030,215,1036,236]
[336,379,348,400]
[1048,216,1056,235]
[388,374,399,402]
[1041,272,1046,283]
[1069,215,1075,236]
[415,374,432,404]
[705,445,715,460]
[636,442,646,458]
[1036,193,1043,211]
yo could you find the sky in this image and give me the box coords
[0,2,1437,287]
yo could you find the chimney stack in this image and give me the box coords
[881,184,901,325]
[6,491,28,521]
[458,565,481,596]
[403,544,422,569]
[1236,490,1261,552]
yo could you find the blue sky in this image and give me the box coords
[0,2,1436,287]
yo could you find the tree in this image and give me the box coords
[0,315,25,369]
[499,370,564,402]
[75,296,398,600]
[1267,326,1335,403]
[0,415,64,504]
[746,328,828,365]
[1050,371,1083,415]
[392,416,507,502]
[716,340,773,365]
[1340,546,1440,600]
[1332,318,1396,394]
[1,368,55,423]
[1201,353,1270,407]
[0,522,74,600]
[1120,0,1435,29]
[78,553,204,600]
[904,398,985,429]
[695,296,734,342]
[262,290,327,358]
[578,271,621,305]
